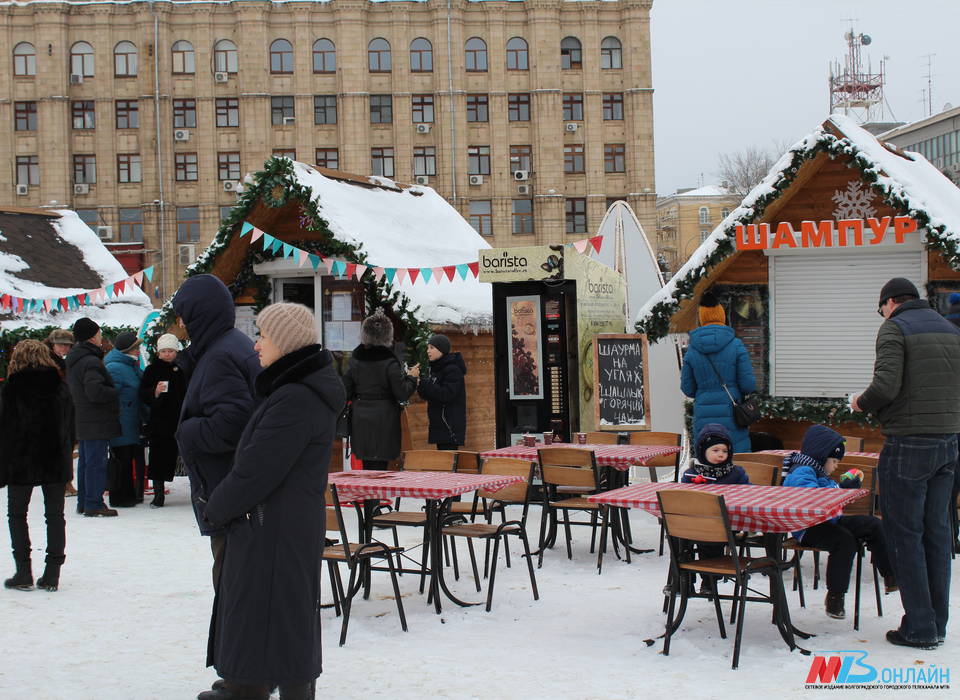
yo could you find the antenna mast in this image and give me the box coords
[829,22,885,123]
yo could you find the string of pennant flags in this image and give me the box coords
[239,221,605,284]
[0,266,156,316]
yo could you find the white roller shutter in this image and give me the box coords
[771,249,924,397]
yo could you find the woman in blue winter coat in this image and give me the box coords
[104,331,147,507]
[680,292,756,453]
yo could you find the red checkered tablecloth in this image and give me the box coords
[757,449,879,459]
[329,470,525,501]
[479,444,680,471]
[586,482,867,533]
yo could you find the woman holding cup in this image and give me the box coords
[139,333,187,507]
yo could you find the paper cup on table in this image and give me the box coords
[576,432,587,444]
[523,434,536,447]
[543,433,553,445]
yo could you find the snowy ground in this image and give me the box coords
[0,477,955,699]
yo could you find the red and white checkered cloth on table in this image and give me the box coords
[586,482,868,533]
[757,449,879,459]
[329,470,525,501]
[479,444,680,471]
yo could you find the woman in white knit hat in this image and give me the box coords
[198,303,344,700]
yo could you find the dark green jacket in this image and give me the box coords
[859,299,960,435]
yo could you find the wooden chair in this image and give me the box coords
[841,435,865,452]
[839,455,878,468]
[585,431,619,444]
[659,490,789,669]
[629,431,684,483]
[737,461,781,487]
[448,451,483,517]
[733,452,783,467]
[441,459,539,610]
[323,485,407,645]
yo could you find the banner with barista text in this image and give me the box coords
[477,246,563,283]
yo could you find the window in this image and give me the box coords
[272,149,296,160]
[172,40,195,74]
[562,93,584,121]
[560,37,582,70]
[215,98,239,127]
[219,206,233,222]
[467,146,490,176]
[368,38,391,72]
[510,145,532,173]
[721,207,730,219]
[14,101,37,131]
[71,101,95,130]
[71,41,94,77]
[114,41,137,77]
[512,199,533,235]
[73,154,96,184]
[177,206,200,243]
[700,230,710,242]
[271,96,295,125]
[604,144,625,173]
[566,198,587,234]
[214,39,238,74]
[564,144,585,173]
[13,42,36,77]
[371,147,394,178]
[506,37,528,70]
[16,156,39,186]
[173,99,196,128]
[218,152,240,180]
[602,93,624,120]
[313,39,335,73]
[76,209,99,228]
[174,152,198,181]
[270,39,293,74]
[600,36,622,69]
[466,94,488,122]
[116,100,139,129]
[469,200,493,236]
[315,148,339,169]
[313,95,337,125]
[370,95,393,124]
[508,93,530,122]
[413,146,436,176]
[699,206,709,224]
[465,37,487,72]
[411,94,434,123]
[117,153,141,183]
[410,38,433,72]
[118,208,143,243]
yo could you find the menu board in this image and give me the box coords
[593,334,650,429]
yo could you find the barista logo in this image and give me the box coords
[482,251,528,269]
[587,280,616,296]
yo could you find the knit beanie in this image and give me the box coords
[73,317,100,343]
[878,277,919,306]
[256,303,318,356]
[361,312,394,348]
[428,333,451,355]
[698,291,726,326]
[694,423,733,467]
[114,331,141,353]
[157,333,180,352]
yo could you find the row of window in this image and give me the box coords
[12,36,622,78]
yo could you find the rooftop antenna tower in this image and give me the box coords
[829,22,886,123]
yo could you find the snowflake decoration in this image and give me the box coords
[832,180,877,220]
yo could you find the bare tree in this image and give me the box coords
[716,146,777,197]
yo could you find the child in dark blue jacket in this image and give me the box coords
[782,424,895,620]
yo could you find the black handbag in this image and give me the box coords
[703,354,761,428]
[335,402,352,439]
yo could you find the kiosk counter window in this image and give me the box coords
[322,278,365,351]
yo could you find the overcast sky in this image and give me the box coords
[650,0,960,195]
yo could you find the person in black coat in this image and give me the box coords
[342,312,417,468]
[0,340,75,591]
[198,303,344,700]
[173,274,261,591]
[139,333,187,507]
[411,334,467,449]
[946,292,960,554]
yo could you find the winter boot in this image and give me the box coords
[135,478,145,504]
[151,480,165,508]
[4,561,33,591]
[197,681,270,700]
[883,574,898,594]
[825,591,846,619]
[36,564,61,592]
[279,682,316,700]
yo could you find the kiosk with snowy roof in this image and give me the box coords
[635,115,960,448]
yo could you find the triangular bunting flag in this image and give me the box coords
[354,264,367,280]
[43,299,52,313]
[467,261,480,278]
[394,268,408,285]
[309,254,321,270]
[332,260,345,277]
[59,297,68,312]
[409,268,421,285]
[324,257,336,275]
[442,265,457,281]
[456,264,469,280]
[250,227,264,244]
[384,268,396,284]
[373,267,385,282]
[240,222,254,237]
[573,239,589,254]
[133,271,144,286]
[144,266,155,282]
[262,233,275,251]
[114,280,126,296]
[0,294,9,311]
[270,238,284,255]
[432,267,444,284]
[344,263,357,279]
[282,242,295,258]
[588,235,603,253]
[106,285,114,300]
[298,250,308,267]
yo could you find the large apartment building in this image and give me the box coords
[1,0,655,297]
[656,185,740,273]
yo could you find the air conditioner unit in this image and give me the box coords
[414,175,429,186]
[96,225,113,241]
[415,123,431,134]
[565,123,578,133]
[214,72,229,83]
[223,180,240,192]
[174,129,190,142]
[178,244,196,266]
[513,170,529,181]
[69,74,83,85]
[468,174,484,186]
[15,184,28,196]
[517,184,531,196]
[73,183,90,195]
[282,116,295,125]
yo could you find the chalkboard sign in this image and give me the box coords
[593,334,650,430]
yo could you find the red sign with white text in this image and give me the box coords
[735,216,918,250]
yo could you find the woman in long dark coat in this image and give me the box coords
[139,333,187,507]
[411,334,467,449]
[199,303,344,700]
[0,340,75,591]
[341,311,417,468]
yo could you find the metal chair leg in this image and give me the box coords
[467,538,481,592]
[731,575,748,670]
[563,509,573,560]
[339,564,357,646]
[485,535,501,612]
[519,530,539,601]
[386,551,408,633]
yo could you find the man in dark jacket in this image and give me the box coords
[853,278,960,649]
[173,274,261,590]
[65,317,121,517]
[944,293,960,555]
[411,334,467,449]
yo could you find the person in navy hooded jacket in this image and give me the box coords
[782,424,896,620]
[680,292,756,453]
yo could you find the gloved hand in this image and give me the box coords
[839,468,863,489]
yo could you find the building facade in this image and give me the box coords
[655,185,740,273]
[1,0,655,298]
[878,105,960,186]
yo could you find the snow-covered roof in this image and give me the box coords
[636,113,960,338]
[0,208,153,331]
[669,185,734,198]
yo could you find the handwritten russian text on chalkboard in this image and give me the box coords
[593,334,650,428]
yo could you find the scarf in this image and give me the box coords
[690,458,734,481]
[782,451,827,480]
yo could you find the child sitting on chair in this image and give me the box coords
[782,424,896,620]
